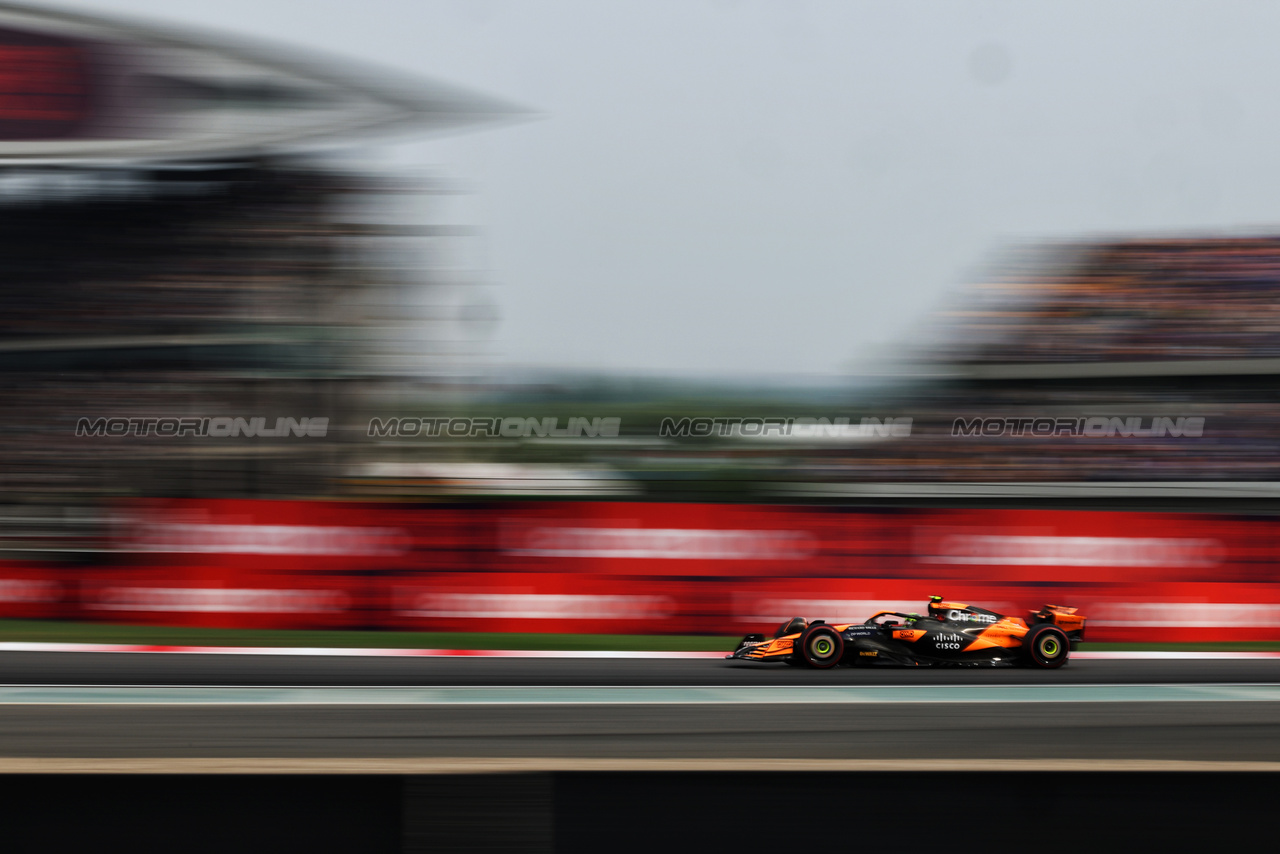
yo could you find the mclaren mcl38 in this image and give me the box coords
[727,597,1085,669]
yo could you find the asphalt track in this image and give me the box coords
[4,651,1280,686]
[0,652,1277,768]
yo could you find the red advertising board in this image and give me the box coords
[0,561,70,620]
[39,499,1280,641]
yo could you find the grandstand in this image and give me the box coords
[932,236,1280,376]
[627,235,1280,501]
[4,5,1272,508]
[812,235,1280,493]
[0,4,512,506]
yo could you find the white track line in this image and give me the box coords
[1074,651,1280,659]
[2,683,1280,705]
[0,643,725,658]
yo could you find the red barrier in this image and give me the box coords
[51,499,1280,641]
[0,561,70,620]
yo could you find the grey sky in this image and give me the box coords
[61,0,1280,378]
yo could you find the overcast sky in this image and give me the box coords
[62,0,1280,378]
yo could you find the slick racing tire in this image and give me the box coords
[1023,624,1070,669]
[800,625,844,669]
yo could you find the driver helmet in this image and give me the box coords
[927,595,947,620]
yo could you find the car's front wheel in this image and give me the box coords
[799,625,844,669]
[1023,624,1069,668]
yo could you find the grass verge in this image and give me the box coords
[0,619,737,651]
[1,619,1278,652]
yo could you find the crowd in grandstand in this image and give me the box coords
[930,237,1280,363]
[822,394,1280,483]
[0,164,375,500]
[627,388,1280,485]
[625,230,1280,485]
[11,193,1280,496]
[0,165,366,338]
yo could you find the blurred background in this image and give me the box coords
[2,1,1280,643]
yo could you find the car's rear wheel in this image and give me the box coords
[800,625,844,669]
[1023,624,1069,669]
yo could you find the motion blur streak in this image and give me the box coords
[2,3,1280,660]
[5,501,1280,640]
[6,4,1280,851]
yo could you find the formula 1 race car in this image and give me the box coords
[726,596,1085,669]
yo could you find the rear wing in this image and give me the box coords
[1030,604,1086,638]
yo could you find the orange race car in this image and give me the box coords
[726,596,1085,669]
